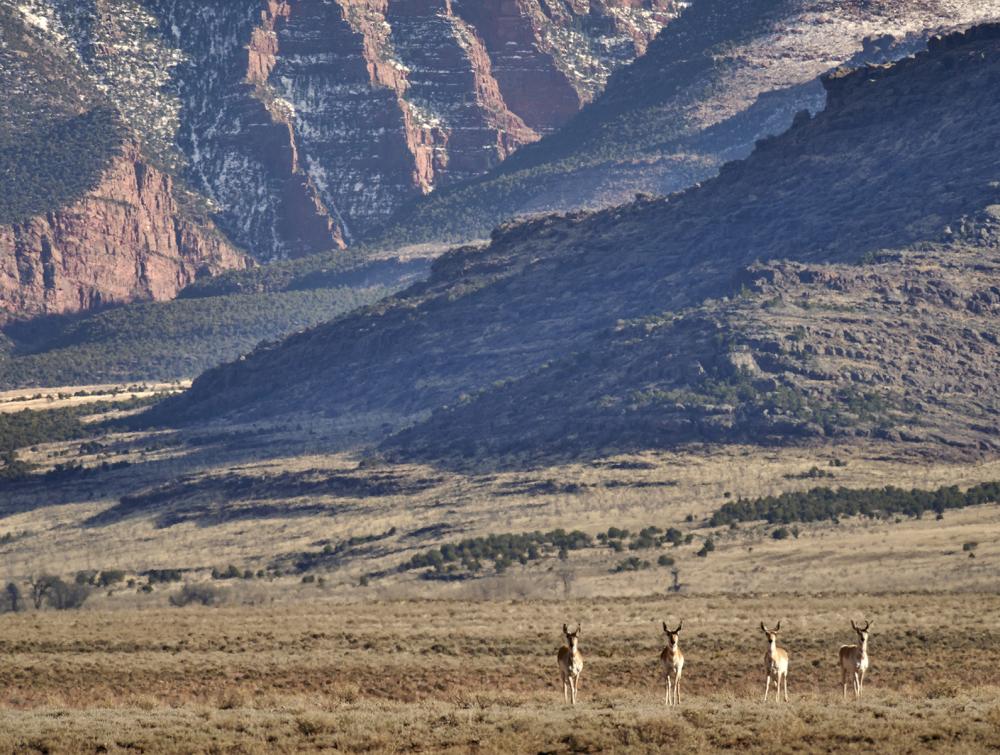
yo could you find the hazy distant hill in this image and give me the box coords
[373,0,1000,246]
[152,25,1000,463]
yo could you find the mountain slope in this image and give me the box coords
[0,0,679,323]
[151,24,1000,464]
[0,3,248,321]
[372,0,1000,246]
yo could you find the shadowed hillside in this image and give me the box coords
[150,24,1000,464]
[372,0,1000,246]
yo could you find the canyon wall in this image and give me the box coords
[151,0,679,248]
[0,143,248,321]
[6,0,679,291]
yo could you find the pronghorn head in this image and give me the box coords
[851,619,872,644]
[663,620,683,650]
[563,623,581,651]
[761,620,781,645]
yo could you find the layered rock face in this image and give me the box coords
[0,3,248,321]
[453,0,677,132]
[0,143,248,321]
[150,0,679,249]
[7,0,677,281]
[150,0,347,259]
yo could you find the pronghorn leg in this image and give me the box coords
[859,669,866,698]
[563,678,569,704]
[665,677,671,706]
[853,672,860,700]
[570,677,578,705]
[764,675,771,702]
[842,669,848,701]
[675,676,681,705]
[783,673,788,703]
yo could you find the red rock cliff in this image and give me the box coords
[0,144,249,321]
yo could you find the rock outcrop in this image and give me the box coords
[10,0,678,264]
[454,0,677,132]
[0,143,248,321]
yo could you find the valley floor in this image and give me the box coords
[0,595,997,752]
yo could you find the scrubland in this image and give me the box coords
[0,595,999,752]
[2,428,1000,598]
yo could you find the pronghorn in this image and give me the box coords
[660,620,684,705]
[761,621,789,703]
[557,623,583,705]
[839,619,872,700]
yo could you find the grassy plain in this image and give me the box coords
[0,595,999,752]
[0,382,187,414]
[1,407,999,751]
[2,426,999,598]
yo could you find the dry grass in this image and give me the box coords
[3,412,1000,749]
[0,381,188,414]
[0,594,998,752]
[3,433,1000,599]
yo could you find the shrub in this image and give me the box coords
[771,527,790,540]
[30,576,89,610]
[145,569,183,584]
[97,569,126,587]
[612,557,650,573]
[963,541,978,552]
[696,538,716,558]
[657,554,675,567]
[2,582,22,612]
[664,528,685,546]
[170,583,226,607]
[212,565,242,580]
[709,482,1000,527]
[75,570,98,585]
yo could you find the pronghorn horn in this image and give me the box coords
[674,619,683,633]
[575,624,581,635]
[863,620,871,631]
[563,623,569,635]
[760,621,768,633]
[775,620,781,632]
[663,621,669,633]
[851,619,858,631]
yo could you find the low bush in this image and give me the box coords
[612,557,650,573]
[169,583,226,607]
